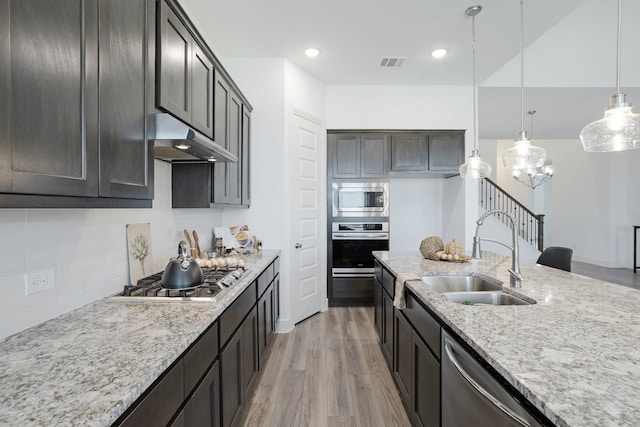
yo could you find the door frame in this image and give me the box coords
[279,106,328,332]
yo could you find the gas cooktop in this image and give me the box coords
[110,267,250,302]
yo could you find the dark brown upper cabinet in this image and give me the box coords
[211,74,250,207]
[99,0,155,200]
[329,132,389,179]
[0,0,99,198]
[0,0,154,207]
[428,132,465,172]
[158,0,214,138]
[390,133,428,173]
[390,131,464,175]
[241,106,252,206]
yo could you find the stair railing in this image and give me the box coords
[479,178,545,251]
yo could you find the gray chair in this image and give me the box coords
[536,247,573,272]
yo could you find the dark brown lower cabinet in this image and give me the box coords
[221,306,258,427]
[394,309,413,410]
[257,284,275,367]
[119,359,185,427]
[185,360,221,427]
[375,263,441,427]
[393,309,441,427]
[373,278,383,338]
[381,287,394,367]
[221,327,243,427]
[172,360,221,427]
[412,331,440,427]
[241,306,258,393]
[330,277,374,305]
[374,270,394,368]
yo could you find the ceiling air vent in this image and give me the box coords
[380,57,407,68]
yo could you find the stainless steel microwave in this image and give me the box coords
[331,182,389,217]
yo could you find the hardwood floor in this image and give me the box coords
[241,307,411,427]
[572,261,640,290]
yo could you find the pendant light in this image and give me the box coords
[459,5,492,179]
[513,111,554,188]
[580,0,640,152]
[500,0,546,176]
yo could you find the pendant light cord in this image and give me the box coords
[615,0,621,94]
[472,12,478,152]
[520,0,525,134]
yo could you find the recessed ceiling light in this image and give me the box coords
[305,48,320,58]
[431,49,447,58]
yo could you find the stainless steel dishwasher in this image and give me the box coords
[441,330,545,427]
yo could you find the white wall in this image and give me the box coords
[0,160,225,339]
[389,178,443,251]
[326,86,472,130]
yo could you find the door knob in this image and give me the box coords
[295,242,302,249]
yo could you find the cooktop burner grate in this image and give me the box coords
[119,267,248,299]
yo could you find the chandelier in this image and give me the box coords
[512,110,554,189]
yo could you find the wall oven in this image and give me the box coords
[332,182,389,218]
[330,221,389,305]
[331,222,389,278]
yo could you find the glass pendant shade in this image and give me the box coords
[459,5,492,180]
[580,1,640,152]
[460,149,492,179]
[580,96,640,152]
[500,131,546,174]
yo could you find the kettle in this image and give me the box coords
[161,241,204,289]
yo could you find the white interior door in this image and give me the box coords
[288,109,327,324]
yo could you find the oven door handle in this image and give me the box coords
[332,233,389,240]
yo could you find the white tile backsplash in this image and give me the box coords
[0,160,225,340]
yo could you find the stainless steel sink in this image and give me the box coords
[422,275,503,293]
[444,291,533,306]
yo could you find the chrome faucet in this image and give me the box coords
[472,209,523,287]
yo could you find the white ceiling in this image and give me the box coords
[182,0,640,140]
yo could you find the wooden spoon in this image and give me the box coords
[183,229,193,249]
[192,230,203,259]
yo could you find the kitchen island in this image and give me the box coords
[374,250,640,427]
[0,250,279,426]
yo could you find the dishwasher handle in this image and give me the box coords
[443,337,531,427]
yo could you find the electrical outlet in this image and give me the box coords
[24,269,55,295]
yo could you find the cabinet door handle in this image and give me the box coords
[295,242,302,249]
[443,337,531,427]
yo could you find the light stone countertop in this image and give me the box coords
[0,249,280,427]
[373,250,640,427]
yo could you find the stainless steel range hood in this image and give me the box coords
[153,113,238,163]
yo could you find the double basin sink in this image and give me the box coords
[422,275,534,306]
